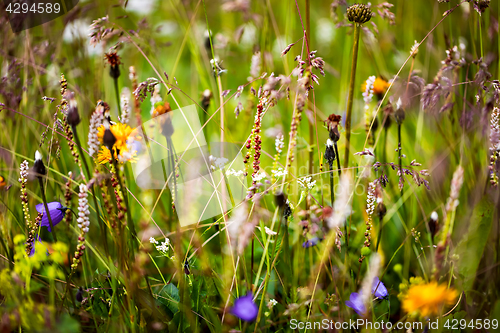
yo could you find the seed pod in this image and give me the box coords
[346,4,372,24]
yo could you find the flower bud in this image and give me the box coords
[347,4,372,24]
[65,92,81,127]
[34,150,46,178]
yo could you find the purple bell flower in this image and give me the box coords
[372,277,388,299]
[35,202,68,232]
[231,293,258,322]
[302,237,320,248]
[345,292,366,316]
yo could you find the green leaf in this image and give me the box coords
[455,197,494,291]
[156,283,180,317]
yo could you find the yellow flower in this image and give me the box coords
[361,77,390,96]
[96,146,115,165]
[97,122,136,153]
[402,282,457,317]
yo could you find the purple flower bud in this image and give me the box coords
[36,201,68,232]
[231,293,258,322]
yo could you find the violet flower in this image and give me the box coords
[231,293,258,322]
[302,237,320,248]
[36,202,68,232]
[372,277,388,299]
[345,292,366,316]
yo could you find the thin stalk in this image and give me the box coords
[343,24,361,170]
[113,77,122,119]
[38,178,57,243]
[334,141,341,177]
[329,163,334,207]
[71,125,109,258]
[376,216,383,252]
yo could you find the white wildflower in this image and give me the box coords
[275,134,285,154]
[271,167,287,178]
[77,184,90,234]
[363,76,376,105]
[88,103,105,156]
[120,87,131,124]
[298,176,316,191]
[252,172,267,182]
[264,226,277,236]
[149,237,158,244]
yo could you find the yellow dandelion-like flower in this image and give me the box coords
[361,77,390,96]
[97,122,137,153]
[96,146,116,165]
[402,282,457,317]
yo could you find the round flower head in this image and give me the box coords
[345,292,366,316]
[372,277,388,299]
[231,293,258,322]
[36,201,68,232]
[346,4,372,24]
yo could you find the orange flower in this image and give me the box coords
[402,282,457,317]
[361,77,390,96]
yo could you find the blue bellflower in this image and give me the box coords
[372,277,388,299]
[345,292,366,316]
[346,277,388,315]
[231,293,258,322]
[36,202,68,232]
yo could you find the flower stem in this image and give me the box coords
[114,77,122,119]
[38,177,57,243]
[343,23,361,170]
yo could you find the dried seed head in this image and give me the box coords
[346,4,372,24]
[105,51,122,79]
[325,113,342,142]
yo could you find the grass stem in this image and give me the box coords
[343,23,361,170]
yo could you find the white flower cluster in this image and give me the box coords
[363,75,376,105]
[226,169,245,177]
[366,181,377,216]
[19,160,29,183]
[490,107,500,151]
[275,134,285,154]
[298,176,316,190]
[88,105,104,156]
[252,172,267,182]
[120,87,131,124]
[210,156,228,170]
[267,299,278,309]
[150,237,171,253]
[77,184,90,233]
[271,167,288,178]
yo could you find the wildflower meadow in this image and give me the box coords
[1,0,500,332]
